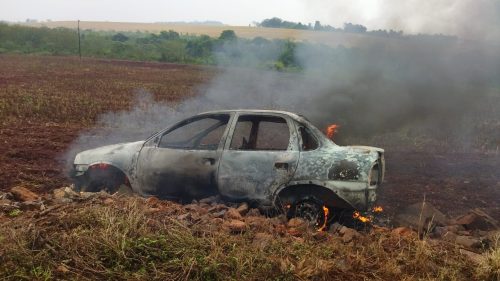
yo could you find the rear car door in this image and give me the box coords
[218,113,300,205]
[136,113,231,200]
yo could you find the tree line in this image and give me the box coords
[258,17,457,40]
[0,23,307,70]
[0,22,458,71]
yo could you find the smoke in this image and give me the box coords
[304,0,500,42]
[65,5,500,166]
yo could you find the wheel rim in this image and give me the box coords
[294,200,325,226]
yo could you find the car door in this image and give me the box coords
[136,113,231,200]
[218,113,300,205]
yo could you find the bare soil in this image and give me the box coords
[0,54,499,221]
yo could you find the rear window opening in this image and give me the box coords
[230,115,290,151]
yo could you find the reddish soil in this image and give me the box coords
[1,54,498,220]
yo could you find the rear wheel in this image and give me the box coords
[287,197,328,229]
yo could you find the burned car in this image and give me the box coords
[72,110,384,224]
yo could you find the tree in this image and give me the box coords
[159,30,180,40]
[111,33,128,42]
[343,23,367,33]
[260,17,283,28]
[314,21,322,31]
[219,30,237,41]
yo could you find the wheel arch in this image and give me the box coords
[274,184,354,210]
[77,162,130,192]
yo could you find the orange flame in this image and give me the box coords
[317,206,329,232]
[372,206,384,213]
[353,211,371,223]
[325,124,339,139]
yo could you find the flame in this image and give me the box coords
[325,124,339,139]
[317,206,329,232]
[372,206,383,213]
[353,211,371,223]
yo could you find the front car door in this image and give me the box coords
[218,113,300,206]
[136,113,231,200]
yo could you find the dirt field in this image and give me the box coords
[0,54,498,220]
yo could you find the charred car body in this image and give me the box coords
[72,110,384,223]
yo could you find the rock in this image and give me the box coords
[19,201,43,211]
[177,213,191,221]
[224,208,243,220]
[52,186,94,201]
[442,231,458,243]
[287,227,302,237]
[454,209,499,231]
[225,219,247,233]
[0,199,12,206]
[246,208,261,217]
[444,224,465,233]
[208,204,227,213]
[486,230,500,241]
[146,196,161,206]
[371,225,390,234]
[288,218,306,228]
[10,186,39,202]
[56,264,69,273]
[432,226,448,238]
[211,218,224,225]
[391,226,415,237]
[312,231,328,241]
[199,196,219,204]
[253,233,273,248]
[459,249,484,264]
[340,227,362,243]
[114,184,134,196]
[393,202,447,233]
[236,202,249,216]
[457,230,471,236]
[211,210,226,218]
[53,188,67,200]
[455,235,482,249]
[146,207,161,214]
[103,198,115,205]
[329,222,343,234]
[183,203,199,212]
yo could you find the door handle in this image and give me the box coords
[202,157,216,165]
[274,162,289,170]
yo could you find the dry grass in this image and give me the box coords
[476,234,500,281]
[0,196,480,280]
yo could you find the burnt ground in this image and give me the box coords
[0,54,499,220]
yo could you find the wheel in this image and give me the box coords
[287,197,329,229]
[81,167,125,194]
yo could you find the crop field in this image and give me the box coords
[26,20,393,47]
[0,54,499,280]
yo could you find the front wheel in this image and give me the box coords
[77,165,128,194]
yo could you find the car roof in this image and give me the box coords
[198,109,304,121]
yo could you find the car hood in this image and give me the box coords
[74,140,145,165]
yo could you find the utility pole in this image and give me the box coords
[77,20,81,60]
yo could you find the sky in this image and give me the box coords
[1,0,499,40]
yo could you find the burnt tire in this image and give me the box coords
[81,167,125,194]
[287,197,328,229]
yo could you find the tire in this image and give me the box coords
[287,197,328,229]
[82,168,124,194]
